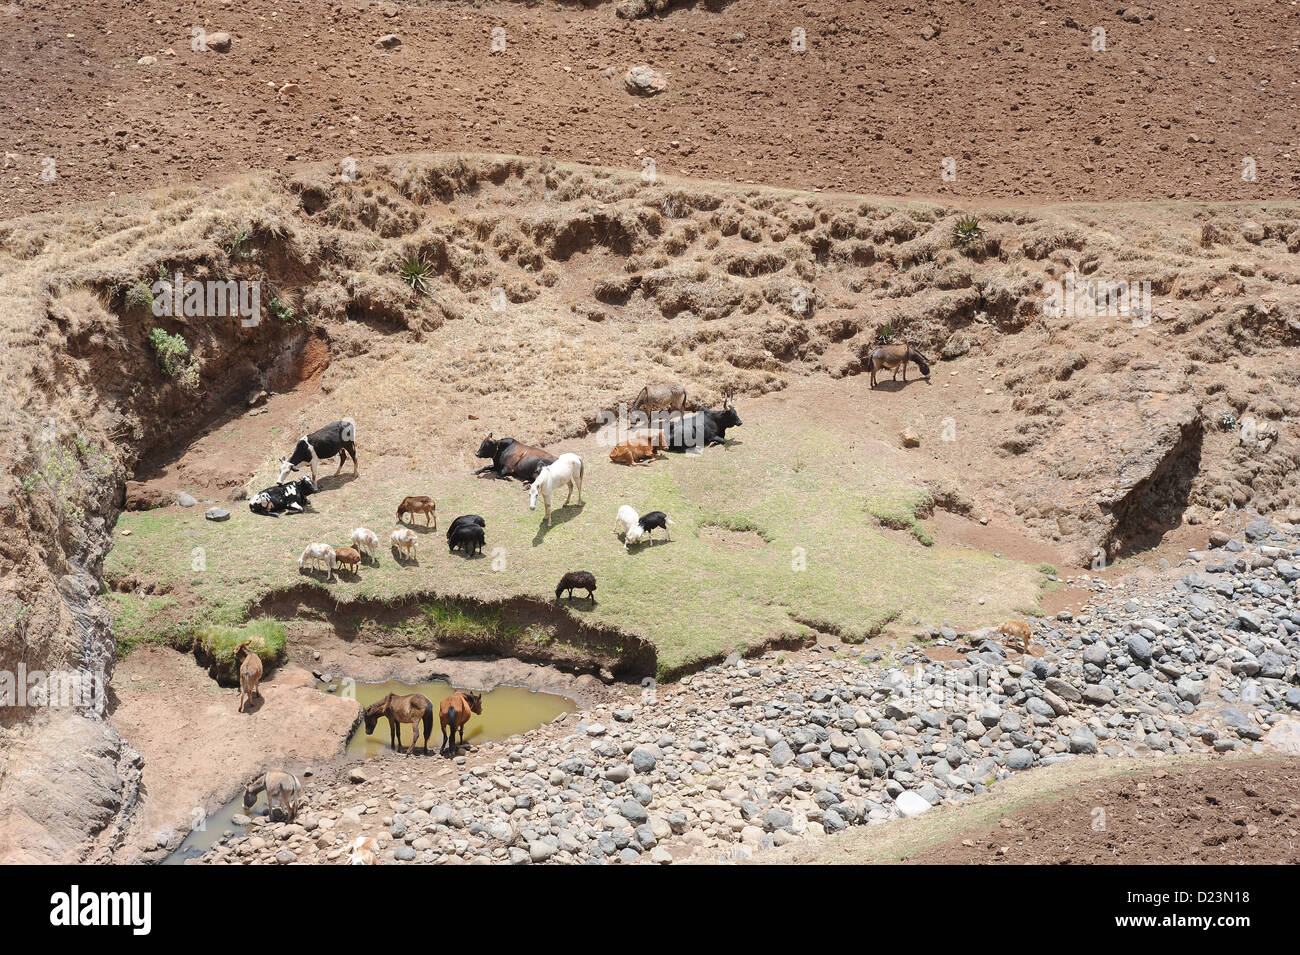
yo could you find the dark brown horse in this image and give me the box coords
[362,693,434,755]
[438,689,484,757]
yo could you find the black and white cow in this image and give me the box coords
[278,419,358,484]
[249,477,318,516]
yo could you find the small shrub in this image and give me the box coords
[125,280,155,311]
[953,214,983,247]
[400,256,434,295]
[147,328,200,389]
[1219,411,1238,432]
[873,322,897,345]
[269,297,297,324]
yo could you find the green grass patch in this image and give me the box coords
[196,620,287,682]
[105,416,1045,679]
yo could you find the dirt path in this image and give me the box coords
[3,0,1297,219]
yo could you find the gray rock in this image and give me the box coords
[204,507,230,521]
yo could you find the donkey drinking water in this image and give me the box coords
[243,770,304,823]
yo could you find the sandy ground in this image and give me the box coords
[2,0,1298,219]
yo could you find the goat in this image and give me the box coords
[397,495,436,529]
[556,570,597,602]
[997,620,1033,656]
[298,542,337,581]
[335,546,362,575]
[243,770,303,822]
[390,527,418,560]
[349,527,380,561]
[278,419,358,484]
[636,510,675,543]
[529,452,584,527]
[867,343,931,388]
[610,430,666,466]
[235,640,263,714]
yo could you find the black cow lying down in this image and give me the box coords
[474,434,556,482]
[249,477,318,515]
[664,397,743,452]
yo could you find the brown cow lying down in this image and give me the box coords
[609,430,666,466]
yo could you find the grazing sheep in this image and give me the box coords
[997,620,1032,655]
[349,527,380,561]
[636,510,676,543]
[448,521,485,556]
[397,495,436,529]
[335,546,362,575]
[615,504,641,548]
[391,527,418,560]
[298,542,337,581]
[556,570,597,602]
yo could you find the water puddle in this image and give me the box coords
[322,678,578,758]
[162,678,576,864]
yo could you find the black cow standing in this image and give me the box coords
[278,419,358,485]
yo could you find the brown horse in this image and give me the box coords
[362,693,434,755]
[438,690,484,757]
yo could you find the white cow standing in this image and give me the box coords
[529,452,584,527]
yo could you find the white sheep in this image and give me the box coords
[615,504,644,549]
[390,527,418,560]
[350,527,380,560]
[298,542,337,581]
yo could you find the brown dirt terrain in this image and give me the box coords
[765,755,1300,865]
[2,0,1298,219]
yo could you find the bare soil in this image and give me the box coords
[905,757,1300,865]
[3,0,1298,219]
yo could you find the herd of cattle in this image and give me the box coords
[246,386,748,608]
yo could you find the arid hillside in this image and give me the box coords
[0,153,1298,862]
[2,0,1298,220]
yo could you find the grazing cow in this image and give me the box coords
[867,343,931,387]
[363,692,434,755]
[248,477,318,515]
[335,546,362,575]
[610,430,666,466]
[529,452,584,527]
[615,504,640,549]
[446,514,486,544]
[397,495,436,528]
[555,570,597,602]
[664,396,742,452]
[243,770,303,822]
[439,689,484,756]
[448,521,485,556]
[632,382,688,422]
[390,527,418,560]
[635,510,675,543]
[278,419,358,484]
[474,433,556,482]
[235,641,263,714]
[298,542,337,581]
[350,527,380,561]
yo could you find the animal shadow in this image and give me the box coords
[531,502,585,546]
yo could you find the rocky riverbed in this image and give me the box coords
[203,517,1300,865]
